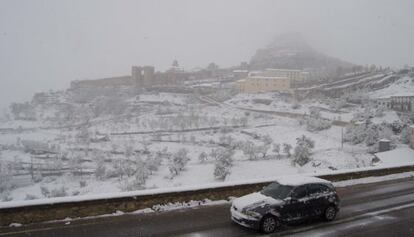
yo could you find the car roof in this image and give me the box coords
[275,175,331,187]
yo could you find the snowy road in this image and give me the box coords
[2,177,414,237]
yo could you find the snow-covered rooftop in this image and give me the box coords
[275,175,331,186]
[375,147,414,165]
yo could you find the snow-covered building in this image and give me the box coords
[375,97,392,109]
[236,69,307,93]
[236,75,291,93]
[390,95,414,113]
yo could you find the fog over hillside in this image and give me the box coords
[1,0,414,112]
[249,33,355,71]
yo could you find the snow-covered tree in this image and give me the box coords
[94,151,107,180]
[168,148,190,178]
[240,116,248,127]
[198,151,208,164]
[21,140,51,154]
[283,143,292,157]
[262,135,273,146]
[213,148,234,181]
[272,143,280,156]
[293,135,315,166]
[124,145,134,158]
[302,108,332,132]
[344,124,366,144]
[329,98,347,112]
[256,145,269,159]
[95,160,106,180]
[113,159,133,180]
[146,152,163,174]
[291,101,301,109]
[345,121,394,147]
[241,141,259,160]
[219,135,235,147]
[69,153,85,178]
[132,160,150,188]
[400,126,412,144]
[364,126,379,146]
[296,135,315,149]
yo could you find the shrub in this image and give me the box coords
[25,194,38,200]
[283,143,292,157]
[213,148,234,181]
[50,186,67,198]
[198,151,208,164]
[293,135,315,166]
[168,148,190,178]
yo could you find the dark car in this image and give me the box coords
[230,176,340,233]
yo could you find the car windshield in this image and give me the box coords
[261,183,294,200]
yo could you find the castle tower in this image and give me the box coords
[131,66,143,86]
[143,66,155,87]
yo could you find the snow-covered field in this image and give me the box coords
[0,88,412,204]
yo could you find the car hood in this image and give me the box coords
[232,192,283,210]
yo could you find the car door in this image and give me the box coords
[280,185,310,222]
[307,184,331,217]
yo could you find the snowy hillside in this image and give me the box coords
[369,76,414,99]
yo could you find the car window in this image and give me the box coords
[308,184,330,196]
[292,185,308,199]
[261,183,294,200]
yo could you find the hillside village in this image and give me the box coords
[1,36,414,203]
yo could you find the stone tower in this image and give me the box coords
[143,66,155,87]
[131,66,143,86]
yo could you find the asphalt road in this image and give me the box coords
[1,177,414,237]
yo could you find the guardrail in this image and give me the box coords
[1,164,414,226]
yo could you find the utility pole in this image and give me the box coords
[341,127,344,150]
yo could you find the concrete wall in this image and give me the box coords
[2,165,414,226]
[410,126,414,149]
[70,76,133,89]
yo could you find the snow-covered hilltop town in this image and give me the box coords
[1,34,414,203]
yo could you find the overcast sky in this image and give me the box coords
[1,0,414,111]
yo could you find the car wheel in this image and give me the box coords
[324,206,337,221]
[260,215,279,233]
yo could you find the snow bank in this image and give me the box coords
[334,171,414,187]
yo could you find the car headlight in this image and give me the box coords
[242,209,261,218]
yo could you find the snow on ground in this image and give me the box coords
[226,92,359,123]
[139,93,190,105]
[372,110,400,124]
[0,90,409,204]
